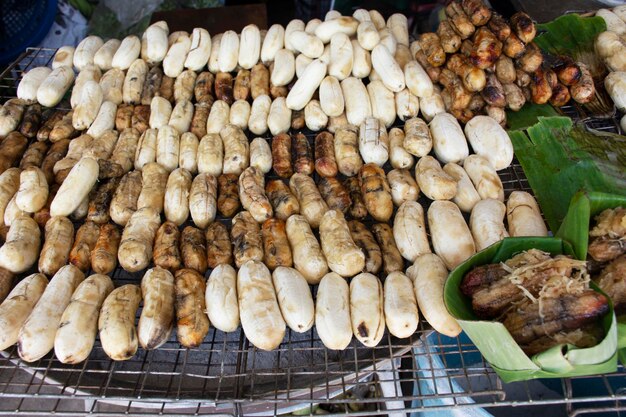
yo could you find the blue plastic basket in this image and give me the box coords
[0,0,58,65]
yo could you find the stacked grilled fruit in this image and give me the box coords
[0,6,558,361]
[413,0,596,125]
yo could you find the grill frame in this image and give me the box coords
[0,47,625,417]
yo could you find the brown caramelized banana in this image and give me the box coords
[37,109,65,142]
[318,176,351,214]
[115,104,134,131]
[266,179,300,220]
[190,102,211,139]
[41,139,69,185]
[461,0,491,26]
[488,12,511,42]
[503,32,525,59]
[180,226,208,274]
[437,21,462,54]
[344,176,368,220]
[49,111,78,142]
[570,63,595,104]
[0,132,28,174]
[515,69,531,88]
[130,105,149,133]
[217,173,240,217]
[261,218,293,270]
[153,221,182,272]
[445,2,475,40]
[270,82,289,99]
[553,57,582,86]
[419,33,446,68]
[87,177,120,224]
[348,220,382,274]
[291,110,305,130]
[470,27,502,70]
[517,42,543,73]
[174,268,210,348]
[595,255,626,310]
[544,68,558,90]
[460,39,473,57]
[250,63,270,99]
[293,132,314,175]
[468,93,486,112]
[510,12,536,44]
[141,66,163,105]
[231,211,264,268]
[371,223,404,274]
[359,163,393,223]
[215,72,234,105]
[495,55,516,84]
[530,67,553,105]
[91,223,121,275]
[234,69,251,101]
[481,73,507,107]
[503,291,608,347]
[158,75,175,103]
[502,82,526,111]
[460,263,509,296]
[68,221,100,272]
[195,71,215,103]
[440,72,472,110]
[485,105,507,126]
[314,131,338,178]
[206,221,233,268]
[20,141,48,170]
[271,133,293,178]
[19,104,42,138]
[109,170,142,225]
[450,107,475,124]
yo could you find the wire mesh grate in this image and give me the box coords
[1,47,626,416]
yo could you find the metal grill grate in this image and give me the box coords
[0,47,625,416]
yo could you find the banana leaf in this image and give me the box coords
[506,103,558,131]
[557,191,626,260]
[508,116,626,233]
[535,14,606,58]
[444,237,618,383]
[556,191,626,362]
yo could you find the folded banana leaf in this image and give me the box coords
[444,237,618,383]
[508,116,626,233]
[557,191,626,363]
[557,191,626,260]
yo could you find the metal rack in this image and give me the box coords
[1,47,626,416]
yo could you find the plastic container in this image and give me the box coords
[0,0,58,65]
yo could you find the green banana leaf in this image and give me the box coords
[445,237,618,383]
[508,116,626,233]
[534,14,607,58]
[506,103,559,131]
[557,191,626,260]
